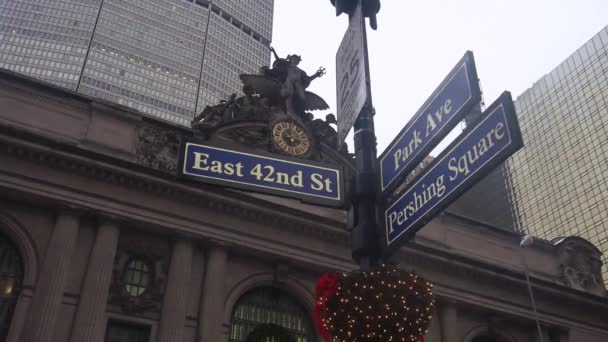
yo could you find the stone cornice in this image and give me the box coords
[0,126,350,246]
[3,126,606,303]
[395,243,608,332]
[402,242,608,304]
[2,119,607,333]
[3,127,607,307]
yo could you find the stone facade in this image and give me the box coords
[0,69,606,342]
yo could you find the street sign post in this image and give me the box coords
[379,52,481,196]
[178,142,345,208]
[381,92,523,256]
[336,3,370,147]
[334,0,380,266]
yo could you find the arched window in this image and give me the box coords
[229,287,315,342]
[0,233,23,341]
[122,257,152,297]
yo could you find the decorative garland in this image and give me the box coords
[314,265,434,342]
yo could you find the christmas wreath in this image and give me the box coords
[314,265,434,342]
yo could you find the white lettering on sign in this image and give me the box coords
[189,150,336,193]
[386,120,508,234]
[192,152,244,177]
[336,4,368,146]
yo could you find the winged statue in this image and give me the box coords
[239,47,329,120]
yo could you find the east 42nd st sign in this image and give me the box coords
[178,142,345,208]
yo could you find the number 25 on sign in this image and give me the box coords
[338,47,361,109]
[336,3,369,145]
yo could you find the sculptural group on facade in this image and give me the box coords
[191,47,341,154]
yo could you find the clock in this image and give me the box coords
[271,119,312,157]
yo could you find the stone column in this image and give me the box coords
[70,219,120,342]
[157,238,193,342]
[22,209,80,342]
[550,327,570,342]
[439,301,458,342]
[198,242,228,342]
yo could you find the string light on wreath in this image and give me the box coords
[314,264,434,342]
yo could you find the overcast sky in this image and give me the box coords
[271,0,608,154]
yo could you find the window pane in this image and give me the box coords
[123,258,152,297]
[105,320,150,342]
[0,233,23,341]
[229,287,315,342]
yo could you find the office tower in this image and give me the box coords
[448,165,516,231]
[448,107,517,232]
[0,0,273,125]
[0,0,101,90]
[507,26,608,280]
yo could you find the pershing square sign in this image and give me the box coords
[179,142,345,208]
[383,92,523,253]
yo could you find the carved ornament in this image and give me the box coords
[134,122,180,173]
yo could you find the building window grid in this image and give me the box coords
[79,0,219,121]
[509,39,608,283]
[0,0,272,125]
[0,0,100,89]
[196,12,269,112]
[99,0,208,63]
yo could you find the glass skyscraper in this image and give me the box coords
[507,25,608,280]
[0,0,273,125]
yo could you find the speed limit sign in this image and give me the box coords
[336,2,371,147]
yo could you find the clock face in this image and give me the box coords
[271,120,311,157]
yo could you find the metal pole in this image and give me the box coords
[350,0,380,269]
[520,237,545,342]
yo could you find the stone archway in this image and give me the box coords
[227,285,316,342]
[0,232,24,341]
[0,213,37,288]
[223,272,314,324]
[464,325,517,342]
[0,212,38,342]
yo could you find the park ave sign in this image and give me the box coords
[379,52,481,196]
[382,92,523,255]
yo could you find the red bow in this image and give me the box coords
[313,273,340,342]
[315,273,339,298]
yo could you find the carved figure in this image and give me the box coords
[191,94,238,128]
[240,47,329,121]
[135,123,179,173]
[260,47,290,81]
[234,86,271,122]
[555,236,606,297]
[311,113,339,147]
[281,54,326,115]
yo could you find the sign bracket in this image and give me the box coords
[348,0,380,269]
